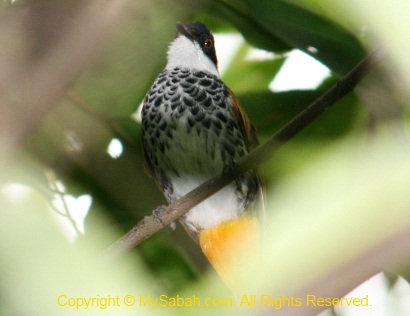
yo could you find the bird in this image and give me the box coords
[141,22,264,288]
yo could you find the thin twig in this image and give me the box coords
[65,90,138,149]
[46,170,83,237]
[102,49,385,261]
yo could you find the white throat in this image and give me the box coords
[166,36,219,77]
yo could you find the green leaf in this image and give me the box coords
[138,234,200,293]
[207,0,292,53]
[222,44,286,93]
[209,0,367,76]
[236,80,361,141]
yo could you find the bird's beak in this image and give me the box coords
[176,22,192,39]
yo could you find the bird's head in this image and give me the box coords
[166,22,219,76]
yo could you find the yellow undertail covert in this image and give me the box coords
[199,216,260,290]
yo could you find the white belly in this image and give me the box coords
[171,175,240,230]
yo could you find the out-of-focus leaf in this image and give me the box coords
[72,0,194,118]
[138,234,200,293]
[206,0,291,53]
[0,0,25,8]
[287,0,367,36]
[0,169,155,316]
[237,87,361,139]
[344,0,410,99]
[24,98,162,231]
[222,44,286,93]
[193,13,237,33]
[208,0,366,76]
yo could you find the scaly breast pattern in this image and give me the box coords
[142,68,247,196]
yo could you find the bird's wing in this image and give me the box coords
[228,88,266,217]
[228,88,259,150]
[142,136,156,179]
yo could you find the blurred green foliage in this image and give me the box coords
[2,0,407,299]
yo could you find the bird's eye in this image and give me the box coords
[204,38,213,49]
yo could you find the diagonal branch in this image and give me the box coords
[102,49,385,261]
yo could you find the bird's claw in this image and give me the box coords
[153,205,176,230]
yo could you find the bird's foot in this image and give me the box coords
[153,205,176,230]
